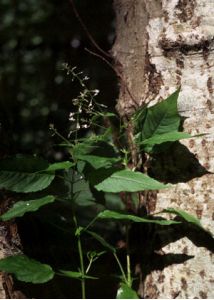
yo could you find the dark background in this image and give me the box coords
[0,0,118,158]
[0,1,120,298]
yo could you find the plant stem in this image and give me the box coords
[113,253,127,284]
[126,224,132,287]
[126,252,131,287]
[77,234,86,299]
[73,214,86,299]
[70,169,86,299]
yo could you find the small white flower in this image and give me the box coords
[69,112,76,121]
[93,89,99,96]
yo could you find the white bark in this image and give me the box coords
[113,0,214,298]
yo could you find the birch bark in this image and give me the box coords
[112,0,214,298]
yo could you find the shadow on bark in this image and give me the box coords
[148,141,210,184]
[130,220,214,281]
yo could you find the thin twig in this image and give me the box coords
[69,0,111,58]
[69,0,139,107]
[85,47,118,75]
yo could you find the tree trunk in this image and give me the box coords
[0,192,24,299]
[112,0,214,298]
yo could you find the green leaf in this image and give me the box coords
[0,171,54,193]
[0,156,54,193]
[116,283,139,299]
[132,106,147,133]
[0,255,54,284]
[97,210,180,225]
[71,139,120,172]
[95,169,170,193]
[72,140,117,159]
[86,230,116,253]
[162,208,202,228]
[140,131,191,152]
[105,193,126,211]
[59,270,97,280]
[44,161,74,172]
[134,89,183,152]
[0,196,55,221]
[73,174,95,206]
[76,154,120,169]
[141,89,180,140]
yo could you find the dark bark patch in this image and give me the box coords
[145,53,163,98]
[189,139,195,148]
[163,10,169,22]
[144,275,160,298]
[199,291,207,299]
[183,246,188,254]
[145,191,157,214]
[207,77,213,95]
[158,274,165,283]
[176,58,184,69]
[159,35,211,57]
[196,207,203,219]
[199,270,206,279]
[206,99,213,112]
[181,277,187,291]
[171,290,181,298]
[175,0,196,22]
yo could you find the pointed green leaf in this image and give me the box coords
[0,255,54,283]
[75,154,120,169]
[44,161,74,172]
[59,270,97,280]
[97,210,180,225]
[0,156,54,193]
[72,140,117,159]
[140,131,191,152]
[141,89,180,140]
[71,139,120,169]
[86,230,116,253]
[134,89,183,152]
[116,283,139,299]
[95,169,170,193]
[162,208,202,228]
[0,171,54,193]
[0,196,55,221]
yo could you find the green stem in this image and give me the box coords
[113,253,127,284]
[126,252,131,287]
[77,235,86,299]
[73,214,86,299]
[85,258,93,274]
[126,224,132,287]
[51,127,72,145]
[70,169,86,299]
[83,216,98,232]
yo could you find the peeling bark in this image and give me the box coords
[113,0,214,298]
